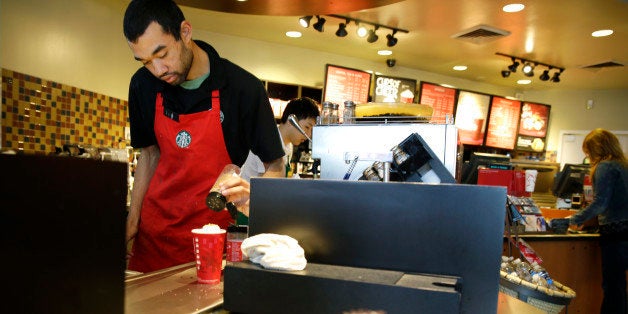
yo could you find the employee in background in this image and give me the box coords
[568,128,628,314]
[123,0,285,273]
[240,97,320,180]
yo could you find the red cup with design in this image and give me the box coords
[192,224,226,284]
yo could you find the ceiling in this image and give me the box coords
[176,0,628,91]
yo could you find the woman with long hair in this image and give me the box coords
[569,128,628,313]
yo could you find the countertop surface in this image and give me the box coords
[125,262,223,314]
[125,262,544,314]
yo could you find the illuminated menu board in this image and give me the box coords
[323,64,371,104]
[373,75,416,103]
[454,91,491,146]
[485,97,522,150]
[419,82,457,123]
[516,102,551,152]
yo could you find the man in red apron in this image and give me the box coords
[123,0,285,273]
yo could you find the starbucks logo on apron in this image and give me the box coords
[175,130,192,148]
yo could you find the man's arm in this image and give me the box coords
[262,157,286,178]
[126,145,160,247]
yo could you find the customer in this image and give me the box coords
[240,97,320,180]
[123,0,285,273]
[568,128,628,314]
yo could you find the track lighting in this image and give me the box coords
[539,69,550,81]
[356,24,368,37]
[522,62,535,77]
[297,14,409,46]
[550,70,562,83]
[335,20,348,37]
[507,58,520,72]
[386,30,398,47]
[496,52,565,84]
[367,26,379,43]
[299,16,312,28]
[312,15,326,32]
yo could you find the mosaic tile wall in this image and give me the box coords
[1,68,128,154]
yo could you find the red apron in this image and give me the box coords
[128,90,233,273]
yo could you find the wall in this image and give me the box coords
[1,68,128,153]
[2,0,626,154]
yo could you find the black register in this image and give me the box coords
[224,179,506,314]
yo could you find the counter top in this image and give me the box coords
[125,262,223,314]
[506,232,599,240]
[125,262,544,314]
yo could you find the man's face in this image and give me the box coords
[128,21,193,86]
[291,117,317,145]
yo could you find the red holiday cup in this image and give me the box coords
[191,225,226,284]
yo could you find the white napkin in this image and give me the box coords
[241,233,307,271]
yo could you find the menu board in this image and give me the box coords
[323,64,371,104]
[419,82,457,123]
[516,102,551,152]
[485,97,522,150]
[373,75,417,103]
[454,91,491,146]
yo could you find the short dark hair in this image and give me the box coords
[280,97,320,124]
[123,0,185,43]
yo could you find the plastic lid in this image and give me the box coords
[227,225,248,233]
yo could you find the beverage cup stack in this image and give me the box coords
[525,169,538,193]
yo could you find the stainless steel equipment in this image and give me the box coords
[312,123,458,181]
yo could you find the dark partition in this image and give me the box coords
[248,178,506,314]
[0,154,127,314]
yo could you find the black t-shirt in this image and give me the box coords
[127,40,284,166]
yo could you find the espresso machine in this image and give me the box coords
[311,122,458,183]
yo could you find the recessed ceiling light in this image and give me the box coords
[378,50,393,56]
[517,79,532,85]
[453,65,467,71]
[591,29,613,37]
[502,4,524,13]
[285,31,302,38]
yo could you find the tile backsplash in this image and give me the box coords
[1,68,128,154]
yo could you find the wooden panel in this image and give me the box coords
[503,236,603,314]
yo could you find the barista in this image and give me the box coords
[240,97,320,180]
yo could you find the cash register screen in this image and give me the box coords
[552,163,590,198]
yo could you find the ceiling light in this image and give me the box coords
[335,21,348,37]
[285,31,302,38]
[299,16,312,28]
[591,29,613,37]
[367,26,379,43]
[378,50,393,56]
[508,58,520,72]
[299,14,409,48]
[496,52,564,84]
[357,24,368,37]
[550,70,562,83]
[453,65,467,71]
[539,69,550,81]
[522,62,535,77]
[312,15,326,32]
[502,4,525,13]
[517,79,532,85]
[386,30,398,47]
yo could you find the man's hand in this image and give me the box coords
[219,175,251,216]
